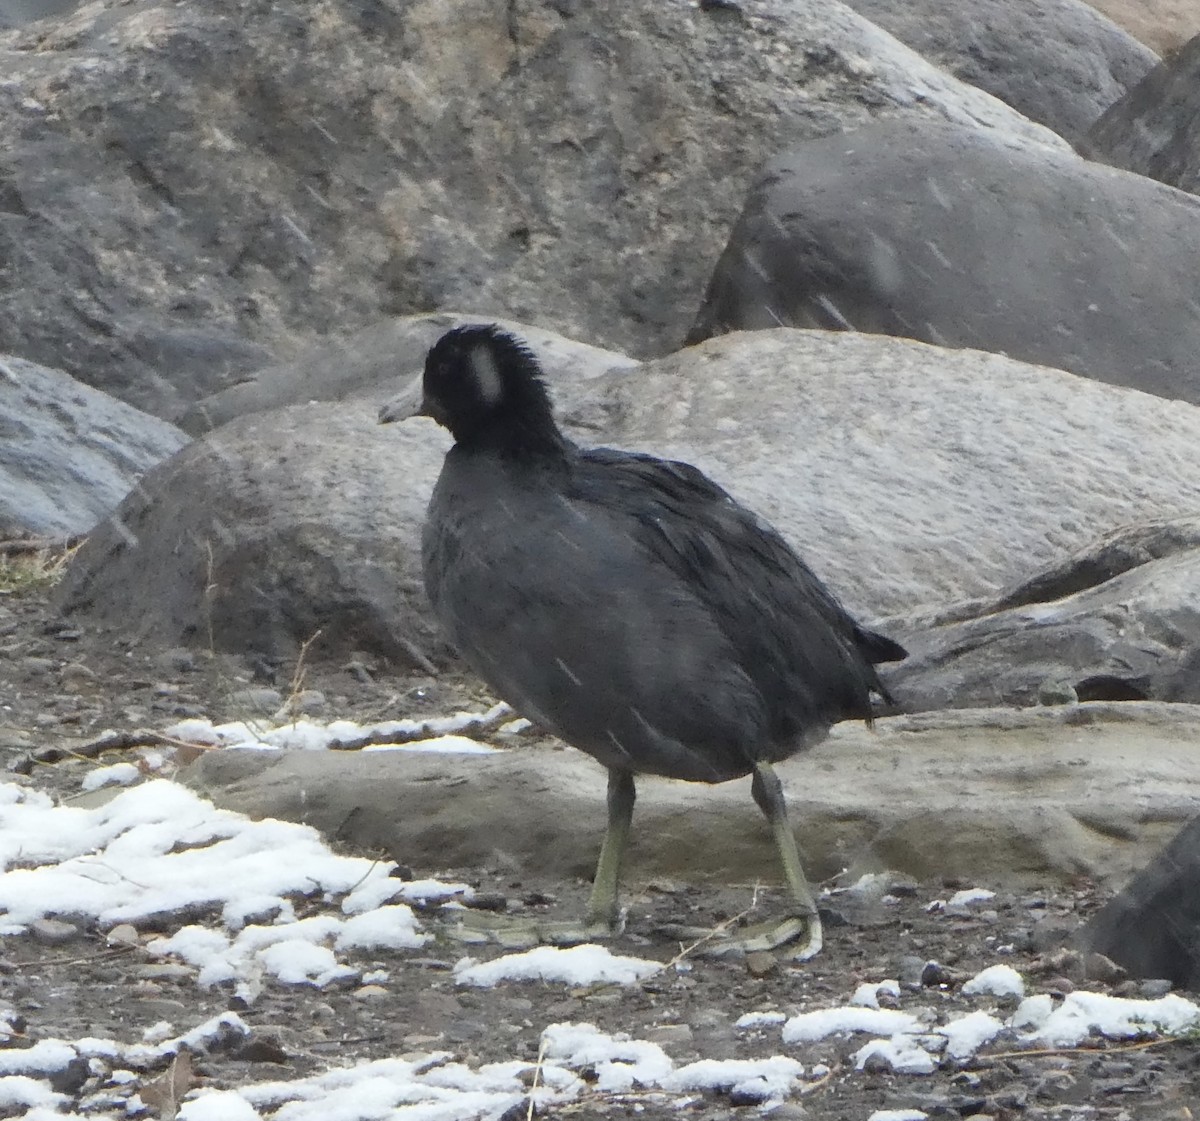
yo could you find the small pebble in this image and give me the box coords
[275,689,327,717]
[344,660,375,684]
[745,950,777,978]
[645,1023,694,1045]
[1139,978,1173,998]
[226,687,284,713]
[729,1082,773,1106]
[234,1036,289,1064]
[921,960,955,987]
[1037,679,1078,706]
[898,954,927,988]
[60,662,97,688]
[1084,952,1126,983]
[160,648,196,673]
[22,656,57,675]
[353,985,389,999]
[105,924,140,948]
[31,917,80,945]
[761,1106,806,1121]
[463,892,508,913]
[137,964,194,982]
[445,1019,487,1042]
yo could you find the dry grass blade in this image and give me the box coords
[0,537,82,593]
[977,1035,1196,1063]
[525,1035,547,1120]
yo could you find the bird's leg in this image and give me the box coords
[655,762,822,960]
[747,760,823,960]
[436,768,635,948]
[586,768,636,929]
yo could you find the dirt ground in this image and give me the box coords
[2,577,1199,1119]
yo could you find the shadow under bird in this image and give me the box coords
[380,324,906,959]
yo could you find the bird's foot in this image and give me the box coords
[437,907,619,949]
[659,911,822,962]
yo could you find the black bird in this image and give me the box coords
[380,324,905,958]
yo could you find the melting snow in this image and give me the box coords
[80,762,141,791]
[454,944,660,987]
[7,763,1200,1118]
[962,963,1025,998]
[937,1010,1005,1058]
[853,1034,939,1075]
[1020,990,1200,1046]
[735,1010,788,1029]
[662,1056,804,1101]
[928,887,996,911]
[782,1006,922,1043]
[163,706,512,753]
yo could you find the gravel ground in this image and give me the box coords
[2,580,1199,1119]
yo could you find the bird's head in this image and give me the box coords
[379,324,564,454]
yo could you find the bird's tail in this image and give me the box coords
[854,624,907,710]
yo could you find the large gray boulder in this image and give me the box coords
[178,313,638,436]
[688,117,1200,404]
[54,327,1200,663]
[1083,813,1200,989]
[183,702,1200,891]
[0,354,187,537]
[1084,0,1200,56]
[0,0,1059,417]
[53,323,633,666]
[842,0,1157,142]
[0,0,80,29]
[886,520,1200,710]
[1082,31,1200,197]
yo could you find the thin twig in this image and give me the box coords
[977,1035,1191,1063]
[797,1066,836,1095]
[654,883,764,973]
[22,945,136,968]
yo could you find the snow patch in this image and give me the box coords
[961,964,1025,998]
[454,945,659,988]
[782,1006,921,1043]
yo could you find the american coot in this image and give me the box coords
[380,325,906,959]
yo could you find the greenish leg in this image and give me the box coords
[586,768,636,929]
[751,761,823,961]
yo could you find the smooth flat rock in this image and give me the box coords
[0,0,1061,415]
[1083,31,1200,197]
[55,326,1200,661]
[182,702,1200,891]
[688,117,1200,404]
[0,354,187,536]
[843,0,1157,141]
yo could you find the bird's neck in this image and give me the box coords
[454,413,573,463]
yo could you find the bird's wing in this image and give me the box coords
[569,448,900,732]
[421,452,767,779]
